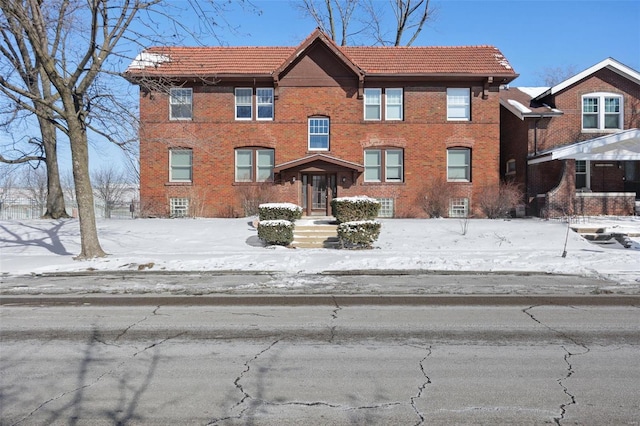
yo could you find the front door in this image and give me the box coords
[302,174,336,216]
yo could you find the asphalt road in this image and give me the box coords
[1,295,639,425]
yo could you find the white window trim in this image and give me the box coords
[364,88,382,121]
[385,88,403,121]
[575,159,591,189]
[235,88,253,120]
[447,88,471,121]
[256,88,274,121]
[308,117,330,151]
[169,88,192,121]
[447,148,471,182]
[581,92,623,133]
[169,149,193,183]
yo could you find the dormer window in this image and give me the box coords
[582,93,622,131]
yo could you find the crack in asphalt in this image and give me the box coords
[208,340,281,425]
[410,345,433,425]
[329,295,342,343]
[523,305,590,425]
[13,307,182,426]
[114,305,161,342]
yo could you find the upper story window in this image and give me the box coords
[447,147,471,182]
[169,149,193,182]
[235,148,274,182]
[364,148,404,182]
[385,88,403,120]
[364,89,382,120]
[308,117,329,151]
[169,88,192,120]
[235,88,253,120]
[364,88,403,121]
[235,88,274,121]
[447,88,470,121]
[256,88,274,120]
[582,93,623,131]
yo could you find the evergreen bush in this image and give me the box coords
[257,220,294,246]
[258,203,303,222]
[337,220,382,249]
[331,196,380,223]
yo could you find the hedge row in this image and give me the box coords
[258,203,303,222]
[337,220,381,249]
[330,196,380,223]
[257,220,294,246]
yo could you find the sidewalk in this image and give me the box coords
[2,269,640,296]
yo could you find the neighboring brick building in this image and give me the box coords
[125,29,517,218]
[500,58,640,217]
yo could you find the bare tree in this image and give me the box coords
[298,0,435,46]
[537,65,578,86]
[0,0,250,258]
[0,5,69,219]
[92,166,128,219]
[22,165,48,215]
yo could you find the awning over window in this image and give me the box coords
[274,154,364,173]
[529,129,640,164]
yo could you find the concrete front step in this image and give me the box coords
[292,223,340,249]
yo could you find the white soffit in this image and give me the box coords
[530,129,640,164]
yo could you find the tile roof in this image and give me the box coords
[125,31,517,80]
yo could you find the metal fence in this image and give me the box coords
[0,198,140,220]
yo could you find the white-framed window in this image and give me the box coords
[308,117,329,150]
[447,88,470,121]
[364,88,382,120]
[506,159,516,175]
[575,160,590,189]
[449,198,469,218]
[257,88,274,120]
[385,88,403,120]
[170,198,189,218]
[447,148,471,182]
[582,93,623,131]
[169,88,192,120]
[169,149,193,182]
[235,148,274,182]
[377,198,395,218]
[364,149,404,182]
[235,88,253,120]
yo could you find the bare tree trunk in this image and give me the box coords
[38,116,69,219]
[62,90,106,258]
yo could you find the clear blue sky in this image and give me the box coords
[211,0,640,86]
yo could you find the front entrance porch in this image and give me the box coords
[274,153,364,216]
[529,129,640,217]
[302,174,336,216]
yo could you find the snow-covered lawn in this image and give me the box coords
[1,216,638,285]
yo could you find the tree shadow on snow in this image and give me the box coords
[0,220,73,255]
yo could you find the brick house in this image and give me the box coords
[125,29,517,218]
[500,58,640,217]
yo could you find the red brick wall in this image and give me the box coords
[500,68,640,217]
[139,78,503,217]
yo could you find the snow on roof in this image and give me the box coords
[127,51,171,70]
[517,87,549,98]
[507,99,532,114]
